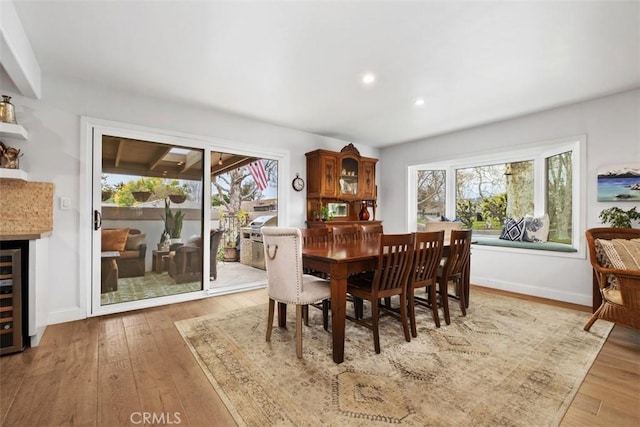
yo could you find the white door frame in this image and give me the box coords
[80,117,290,317]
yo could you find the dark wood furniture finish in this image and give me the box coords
[331,224,361,243]
[305,144,378,225]
[302,238,379,363]
[346,233,415,354]
[438,229,473,325]
[0,248,24,355]
[409,231,445,333]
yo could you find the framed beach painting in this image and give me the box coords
[597,165,640,201]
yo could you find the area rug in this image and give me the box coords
[101,273,200,305]
[175,290,612,426]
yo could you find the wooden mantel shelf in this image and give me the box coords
[0,231,52,241]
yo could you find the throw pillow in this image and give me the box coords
[597,238,640,271]
[523,214,550,243]
[125,232,146,250]
[499,217,526,241]
[102,228,130,252]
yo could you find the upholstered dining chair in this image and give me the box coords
[584,228,640,332]
[408,231,445,335]
[437,229,472,325]
[360,223,383,240]
[346,233,415,353]
[262,227,331,359]
[332,224,361,243]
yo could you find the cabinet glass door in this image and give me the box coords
[339,157,358,196]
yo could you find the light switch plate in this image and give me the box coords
[60,197,71,210]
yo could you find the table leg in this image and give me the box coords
[330,264,348,364]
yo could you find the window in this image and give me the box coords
[410,138,582,250]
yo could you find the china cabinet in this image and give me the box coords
[305,144,380,228]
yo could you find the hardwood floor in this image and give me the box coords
[0,286,638,426]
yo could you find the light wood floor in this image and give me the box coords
[0,286,638,426]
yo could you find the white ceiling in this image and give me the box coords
[10,0,640,148]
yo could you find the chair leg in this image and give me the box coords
[429,284,441,328]
[371,300,381,354]
[303,305,309,326]
[457,279,467,316]
[322,300,329,331]
[266,298,275,341]
[400,291,411,342]
[354,297,364,319]
[296,304,303,359]
[583,304,604,331]
[409,287,418,338]
[439,280,451,325]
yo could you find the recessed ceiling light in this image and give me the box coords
[362,73,376,85]
[414,98,425,107]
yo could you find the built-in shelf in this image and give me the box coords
[0,123,28,141]
[0,168,28,181]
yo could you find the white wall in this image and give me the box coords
[379,89,640,306]
[0,74,379,324]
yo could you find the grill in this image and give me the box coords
[248,215,277,269]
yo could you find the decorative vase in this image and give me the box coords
[0,95,17,124]
[359,202,370,221]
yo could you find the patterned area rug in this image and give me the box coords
[175,290,612,426]
[101,273,200,305]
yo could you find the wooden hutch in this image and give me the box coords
[305,144,381,229]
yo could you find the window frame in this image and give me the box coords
[408,135,586,257]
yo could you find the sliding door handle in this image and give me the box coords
[94,210,102,230]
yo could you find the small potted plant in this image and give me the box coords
[168,184,190,204]
[131,178,153,202]
[162,198,185,244]
[321,206,334,221]
[598,206,640,228]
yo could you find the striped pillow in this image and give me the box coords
[596,238,640,271]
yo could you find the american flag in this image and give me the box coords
[248,160,268,191]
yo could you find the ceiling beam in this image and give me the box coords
[0,1,41,98]
[149,146,172,171]
[114,139,124,167]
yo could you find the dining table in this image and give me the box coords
[299,236,471,364]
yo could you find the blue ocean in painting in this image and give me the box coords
[598,176,640,201]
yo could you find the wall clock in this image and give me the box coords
[292,173,305,192]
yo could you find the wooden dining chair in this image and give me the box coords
[437,229,472,325]
[300,227,331,245]
[262,227,331,358]
[360,223,383,240]
[300,227,331,327]
[346,233,415,353]
[332,224,361,243]
[408,230,445,335]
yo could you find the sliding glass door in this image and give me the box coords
[92,130,205,313]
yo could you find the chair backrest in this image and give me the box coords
[301,227,330,245]
[261,227,305,302]
[443,229,472,279]
[411,231,445,288]
[332,224,361,243]
[585,227,640,270]
[360,224,383,240]
[423,221,463,242]
[372,233,415,294]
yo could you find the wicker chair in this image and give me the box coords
[584,228,640,331]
